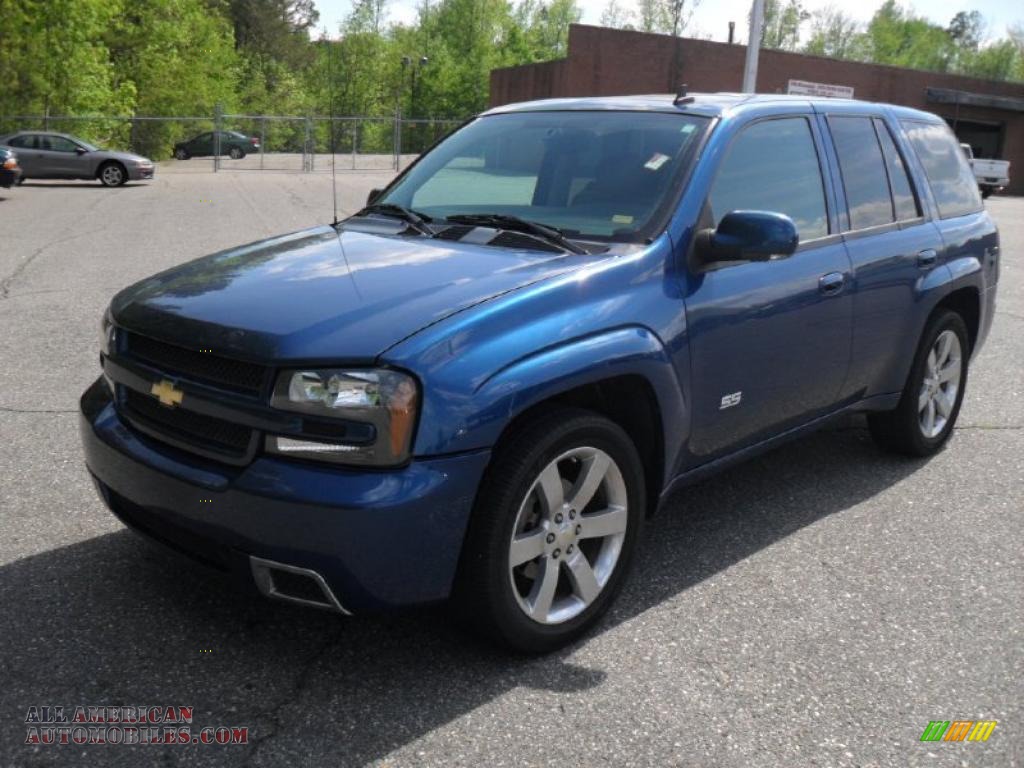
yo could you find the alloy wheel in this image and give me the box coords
[508,447,628,625]
[918,329,962,438]
[101,165,123,186]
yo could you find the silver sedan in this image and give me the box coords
[0,131,154,187]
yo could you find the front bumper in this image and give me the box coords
[0,167,21,188]
[80,377,489,613]
[128,166,154,181]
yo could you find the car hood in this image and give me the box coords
[111,225,602,362]
[97,149,150,163]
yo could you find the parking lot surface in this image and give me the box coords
[0,174,1021,767]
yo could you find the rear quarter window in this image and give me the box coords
[901,120,982,219]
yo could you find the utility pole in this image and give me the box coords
[742,0,765,93]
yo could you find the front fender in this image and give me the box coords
[411,326,687,487]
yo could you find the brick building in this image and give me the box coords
[490,24,1024,195]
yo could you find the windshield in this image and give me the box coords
[379,111,710,241]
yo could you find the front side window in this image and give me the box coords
[901,120,982,219]
[380,111,710,241]
[828,116,893,230]
[709,117,828,242]
[43,136,79,153]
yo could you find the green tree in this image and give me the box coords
[761,0,809,51]
[803,6,862,59]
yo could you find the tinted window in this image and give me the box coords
[902,120,982,219]
[7,135,34,149]
[43,136,78,152]
[709,117,828,241]
[874,118,919,221]
[828,116,893,230]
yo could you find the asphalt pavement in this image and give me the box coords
[0,173,1020,767]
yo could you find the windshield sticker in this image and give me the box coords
[612,214,634,224]
[681,123,696,134]
[644,153,670,171]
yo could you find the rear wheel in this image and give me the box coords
[98,162,126,187]
[868,310,969,456]
[174,147,189,160]
[455,407,645,652]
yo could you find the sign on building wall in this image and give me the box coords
[787,79,855,99]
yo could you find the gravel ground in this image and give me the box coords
[0,174,1020,768]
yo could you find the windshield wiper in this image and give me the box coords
[354,203,434,236]
[444,213,587,255]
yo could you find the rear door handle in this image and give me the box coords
[917,249,938,268]
[819,272,845,296]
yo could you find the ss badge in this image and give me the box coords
[719,391,742,410]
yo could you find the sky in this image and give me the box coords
[312,0,1021,44]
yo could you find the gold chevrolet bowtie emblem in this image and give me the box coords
[150,379,184,407]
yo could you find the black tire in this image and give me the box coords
[16,176,26,186]
[454,407,646,653]
[98,161,126,187]
[174,147,189,160]
[867,310,969,457]
[228,146,244,160]
[980,187,992,199]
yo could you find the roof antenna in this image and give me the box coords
[324,28,339,226]
[674,84,694,106]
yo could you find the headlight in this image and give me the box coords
[99,311,116,356]
[267,368,418,466]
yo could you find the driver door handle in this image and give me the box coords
[818,271,845,296]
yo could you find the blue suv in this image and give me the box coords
[80,94,999,651]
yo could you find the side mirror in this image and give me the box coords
[75,147,88,155]
[695,210,798,264]
[366,188,383,206]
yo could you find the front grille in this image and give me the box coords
[122,388,254,459]
[124,333,269,397]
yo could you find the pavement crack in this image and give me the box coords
[0,405,77,414]
[241,626,345,767]
[0,228,103,299]
[954,424,1024,430]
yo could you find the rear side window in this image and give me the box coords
[828,116,893,230]
[710,117,828,241]
[901,120,982,219]
[873,118,919,221]
[7,135,34,149]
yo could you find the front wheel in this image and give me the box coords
[174,148,189,160]
[228,147,244,160]
[980,187,992,199]
[868,310,969,456]
[98,162,126,187]
[455,408,645,652]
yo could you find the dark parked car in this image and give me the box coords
[81,94,998,651]
[0,131,153,186]
[173,131,260,160]
[0,146,21,187]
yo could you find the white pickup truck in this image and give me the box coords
[960,143,1010,198]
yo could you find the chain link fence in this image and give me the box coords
[0,113,464,173]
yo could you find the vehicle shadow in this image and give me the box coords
[0,418,928,766]
[19,182,147,189]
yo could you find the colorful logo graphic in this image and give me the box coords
[920,720,997,742]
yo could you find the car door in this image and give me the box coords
[192,132,213,156]
[7,135,42,175]
[820,112,946,400]
[683,113,853,459]
[42,135,88,178]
